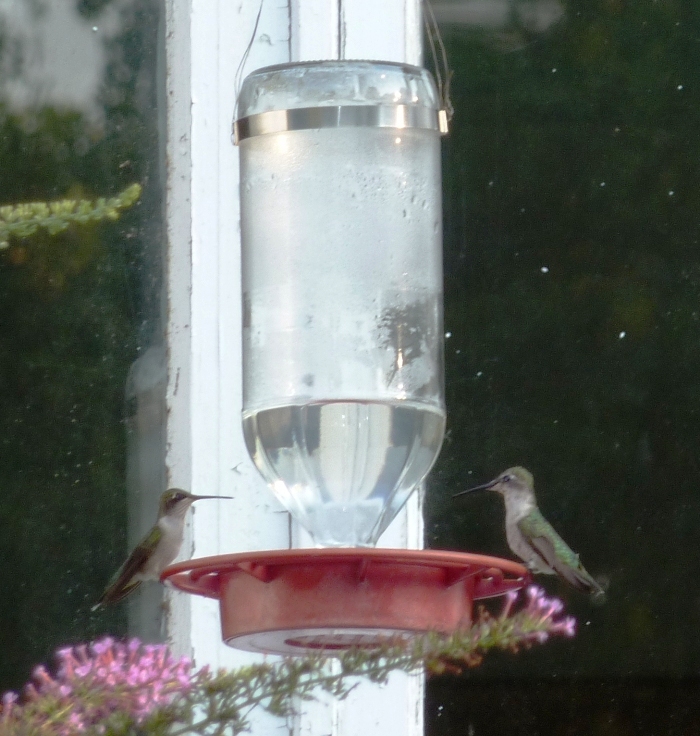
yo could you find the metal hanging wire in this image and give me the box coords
[423,0,454,130]
[233,0,265,123]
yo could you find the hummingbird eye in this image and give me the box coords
[501,474,512,483]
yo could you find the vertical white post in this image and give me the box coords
[165,0,291,665]
[165,1,425,735]
[290,0,341,60]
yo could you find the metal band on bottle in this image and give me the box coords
[233,104,445,144]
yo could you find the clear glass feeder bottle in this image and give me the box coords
[237,61,446,547]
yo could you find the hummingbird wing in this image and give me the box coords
[92,525,162,609]
[517,511,605,598]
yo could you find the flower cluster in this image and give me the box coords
[0,587,576,736]
[417,585,576,673]
[1,637,193,735]
[500,585,577,641]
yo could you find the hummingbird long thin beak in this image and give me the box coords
[453,479,497,498]
[190,494,233,501]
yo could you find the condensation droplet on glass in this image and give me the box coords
[552,68,557,73]
[668,190,675,196]
[395,137,402,144]
[540,266,549,273]
[677,84,683,90]
[92,26,98,32]
[600,182,606,187]
[619,331,626,339]
[445,332,452,338]
[476,371,483,378]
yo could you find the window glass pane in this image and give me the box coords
[426,1,700,731]
[0,0,163,691]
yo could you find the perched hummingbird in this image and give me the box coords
[92,489,231,609]
[454,467,605,598]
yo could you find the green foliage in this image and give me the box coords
[0,590,573,735]
[171,617,561,736]
[0,183,142,248]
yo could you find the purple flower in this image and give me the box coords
[500,585,577,643]
[1,691,18,723]
[1,637,194,733]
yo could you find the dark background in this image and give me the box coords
[425,0,700,732]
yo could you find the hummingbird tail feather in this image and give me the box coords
[555,561,606,598]
[93,580,142,609]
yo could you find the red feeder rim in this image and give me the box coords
[162,548,530,655]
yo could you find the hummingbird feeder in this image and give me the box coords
[162,60,529,654]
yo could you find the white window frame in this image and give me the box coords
[164,2,425,734]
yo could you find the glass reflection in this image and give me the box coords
[0,0,163,691]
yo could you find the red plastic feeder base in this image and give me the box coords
[162,548,530,655]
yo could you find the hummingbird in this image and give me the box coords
[92,489,231,609]
[454,467,605,598]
